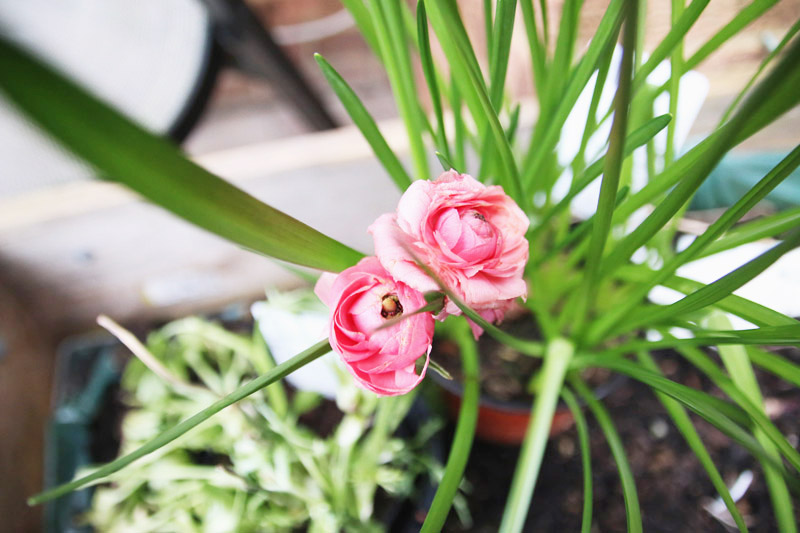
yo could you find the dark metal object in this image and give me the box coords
[201,0,338,132]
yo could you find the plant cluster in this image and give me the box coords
[85,317,438,533]
[2,0,800,531]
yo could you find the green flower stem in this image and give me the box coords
[499,338,574,533]
[28,340,332,506]
[421,319,479,532]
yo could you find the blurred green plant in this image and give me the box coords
[3,0,800,530]
[84,316,441,533]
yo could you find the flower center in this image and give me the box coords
[380,294,403,318]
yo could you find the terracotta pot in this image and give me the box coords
[430,368,625,446]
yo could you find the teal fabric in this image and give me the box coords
[690,152,800,211]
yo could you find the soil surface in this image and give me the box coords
[438,347,800,532]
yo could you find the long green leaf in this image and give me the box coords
[684,0,779,71]
[488,0,518,109]
[700,207,800,258]
[632,0,710,91]
[314,54,413,191]
[417,1,451,162]
[368,0,429,181]
[597,230,800,340]
[589,145,800,341]
[519,0,547,98]
[29,339,332,505]
[747,346,800,389]
[636,351,748,533]
[562,387,594,533]
[500,339,575,533]
[573,0,638,334]
[531,114,672,239]
[572,377,642,533]
[424,0,523,202]
[421,320,479,532]
[709,313,796,533]
[575,356,800,480]
[0,37,364,273]
[608,35,800,256]
[521,0,626,191]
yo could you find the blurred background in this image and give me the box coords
[1,0,799,531]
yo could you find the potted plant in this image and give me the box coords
[4,0,800,530]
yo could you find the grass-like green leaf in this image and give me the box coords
[424,0,523,202]
[636,351,748,533]
[421,319,479,532]
[500,339,575,533]
[596,230,800,341]
[632,0,709,92]
[417,1,452,162]
[746,346,800,389]
[684,0,780,71]
[488,0,518,109]
[573,0,638,334]
[531,114,672,239]
[29,339,332,505]
[708,313,796,533]
[521,0,625,191]
[519,0,547,98]
[561,387,594,533]
[572,377,642,533]
[314,53,412,191]
[367,0,429,181]
[589,145,800,341]
[700,207,800,258]
[0,38,364,273]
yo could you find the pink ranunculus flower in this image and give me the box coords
[369,170,529,333]
[314,257,434,396]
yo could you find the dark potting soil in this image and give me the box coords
[439,347,800,532]
[431,315,613,404]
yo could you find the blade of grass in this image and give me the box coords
[543,0,584,108]
[499,338,575,533]
[746,346,800,389]
[341,0,382,56]
[573,0,638,335]
[600,36,800,279]
[596,229,800,341]
[420,319,479,532]
[29,339,331,505]
[636,350,748,533]
[718,18,800,125]
[589,145,800,342]
[614,267,798,328]
[684,0,780,71]
[315,54,412,191]
[0,37,364,273]
[573,356,800,481]
[631,0,709,92]
[519,0,548,98]
[561,386,594,533]
[700,207,800,258]
[368,0,429,181]
[417,1,452,162]
[591,324,800,357]
[521,0,626,191]
[572,377,642,533]
[531,114,671,239]
[425,0,523,203]
[708,313,796,533]
[674,342,800,481]
[488,0,518,109]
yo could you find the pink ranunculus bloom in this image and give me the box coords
[314,257,434,396]
[369,170,529,333]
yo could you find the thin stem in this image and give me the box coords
[499,338,574,532]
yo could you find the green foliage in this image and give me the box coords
[6,0,800,529]
[84,318,437,532]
